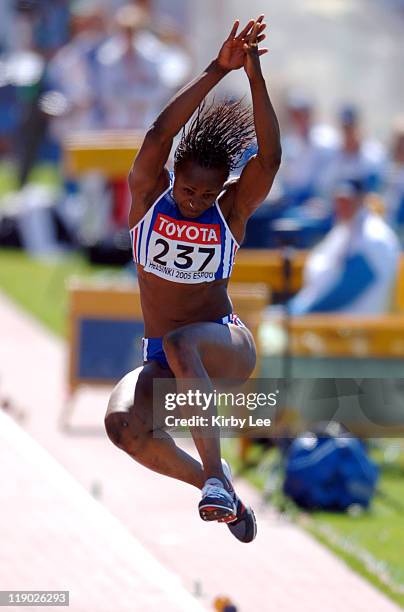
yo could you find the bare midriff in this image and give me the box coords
[138,266,233,338]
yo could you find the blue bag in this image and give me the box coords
[283,430,379,511]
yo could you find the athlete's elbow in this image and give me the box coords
[257,147,282,173]
[147,121,174,144]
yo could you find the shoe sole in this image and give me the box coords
[198,503,236,522]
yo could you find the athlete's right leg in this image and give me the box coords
[104,361,205,490]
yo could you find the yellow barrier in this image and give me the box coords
[395,256,404,312]
[232,249,306,294]
[63,130,144,179]
[288,314,404,357]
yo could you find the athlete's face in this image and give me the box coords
[173,161,228,218]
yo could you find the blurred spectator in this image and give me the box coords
[153,0,190,32]
[95,4,172,130]
[288,179,400,315]
[319,105,386,196]
[243,95,336,250]
[0,0,14,53]
[277,94,336,208]
[13,0,70,56]
[108,0,190,35]
[0,69,18,155]
[30,0,71,58]
[383,119,404,233]
[9,1,36,52]
[46,0,108,143]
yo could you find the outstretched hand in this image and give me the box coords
[216,15,268,72]
[243,17,269,79]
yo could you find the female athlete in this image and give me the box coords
[105,15,281,543]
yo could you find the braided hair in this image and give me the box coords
[174,98,256,176]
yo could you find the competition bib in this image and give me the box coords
[144,213,222,283]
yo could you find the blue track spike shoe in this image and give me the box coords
[220,459,257,543]
[198,477,237,522]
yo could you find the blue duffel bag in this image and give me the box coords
[283,428,379,511]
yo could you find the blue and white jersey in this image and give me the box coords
[130,173,239,284]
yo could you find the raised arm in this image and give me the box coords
[230,19,282,224]
[128,18,265,226]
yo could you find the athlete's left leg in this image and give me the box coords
[163,321,256,528]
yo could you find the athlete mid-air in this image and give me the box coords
[105,15,281,542]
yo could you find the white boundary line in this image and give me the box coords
[0,411,206,612]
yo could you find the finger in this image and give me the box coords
[241,17,266,43]
[251,20,261,35]
[237,19,255,40]
[251,21,264,42]
[227,20,239,40]
[242,22,266,42]
[257,34,266,43]
[249,21,261,43]
[236,19,255,40]
[258,48,269,56]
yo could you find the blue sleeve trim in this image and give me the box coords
[289,254,376,314]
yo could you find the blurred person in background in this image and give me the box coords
[0,0,14,53]
[252,94,336,249]
[106,0,189,34]
[319,105,386,197]
[43,2,110,250]
[129,0,193,93]
[0,62,18,156]
[3,1,83,179]
[46,0,108,144]
[5,1,110,253]
[276,93,336,209]
[95,4,172,130]
[152,0,189,32]
[28,0,70,59]
[11,0,70,56]
[288,179,400,315]
[8,0,42,52]
[0,0,65,168]
[382,119,404,239]
[129,0,193,101]
[9,0,64,182]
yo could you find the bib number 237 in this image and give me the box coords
[153,238,216,271]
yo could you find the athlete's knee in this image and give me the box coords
[104,410,151,456]
[163,329,199,373]
[104,411,131,450]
